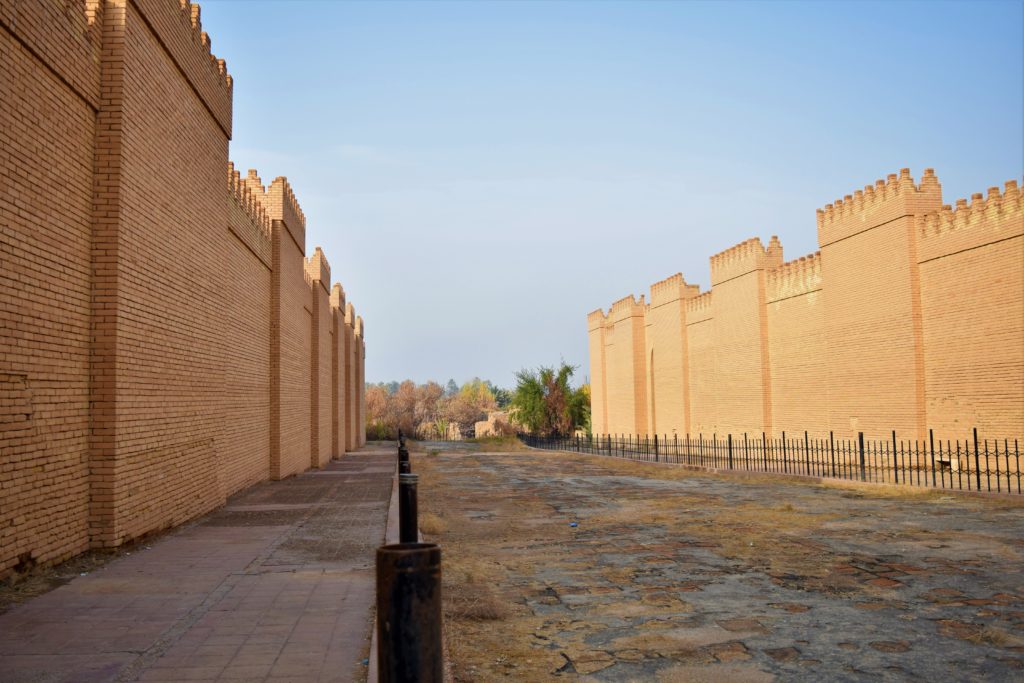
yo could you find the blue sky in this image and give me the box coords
[200,0,1023,389]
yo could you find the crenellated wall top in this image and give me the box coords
[817,168,942,247]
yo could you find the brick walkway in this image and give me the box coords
[0,446,395,683]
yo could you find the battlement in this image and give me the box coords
[609,295,646,323]
[685,290,713,323]
[355,316,364,340]
[648,273,700,307]
[304,247,331,291]
[587,308,609,332]
[709,236,783,286]
[227,162,270,235]
[133,0,233,136]
[766,251,823,303]
[816,168,943,248]
[330,283,346,311]
[345,302,356,326]
[243,170,307,254]
[917,179,1023,263]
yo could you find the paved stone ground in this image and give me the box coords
[415,446,1024,682]
[0,446,395,683]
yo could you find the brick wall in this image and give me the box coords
[0,0,366,578]
[590,168,1023,442]
[0,0,100,573]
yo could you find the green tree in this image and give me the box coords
[485,380,512,408]
[510,362,590,437]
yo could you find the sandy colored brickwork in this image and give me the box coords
[590,169,1023,442]
[0,0,366,578]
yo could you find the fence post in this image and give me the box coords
[654,434,659,462]
[376,543,443,683]
[762,432,767,471]
[858,432,866,482]
[803,431,810,476]
[728,434,733,470]
[575,434,580,453]
[781,431,788,473]
[829,431,835,478]
[929,429,937,488]
[973,427,981,491]
[892,430,899,484]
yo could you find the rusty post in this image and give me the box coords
[399,473,419,544]
[376,543,443,682]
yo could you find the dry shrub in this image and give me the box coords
[444,582,510,621]
[419,512,447,535]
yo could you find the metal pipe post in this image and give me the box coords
[399,473,419,544]
[376,543,443,683]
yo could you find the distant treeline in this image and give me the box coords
[365,364,590,440]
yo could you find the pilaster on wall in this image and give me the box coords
[305,247,332,469]
[249,171,312,479]
[818,168,942,439]
[1,0,101,572]
[344,302,358,451]
[89,0,238,546]
[766,253,827,433]
[644,274,698,436]
[604,295,648,435]
[355,316,366,447]
[685,291,715,434]
[587,310,609,435]
[330,283,347,457]
[708,237,781,435]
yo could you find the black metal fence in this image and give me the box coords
[520,428,1022,495]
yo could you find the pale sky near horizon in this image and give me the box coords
[199,0,1023,390]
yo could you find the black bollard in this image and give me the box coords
[399,473,419,544]
[398,444,411,474]
[376,543,443,683]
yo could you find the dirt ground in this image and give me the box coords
[413,444,1024,682]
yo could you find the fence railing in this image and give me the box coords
[519,428,1022,495]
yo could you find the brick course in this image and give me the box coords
[0,0,366,577]
[589,168,1023,442]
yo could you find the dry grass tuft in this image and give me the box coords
[470,436,530,452]
[419,512,447,535]
[444,583,511,621]
[965,625,1024,647]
